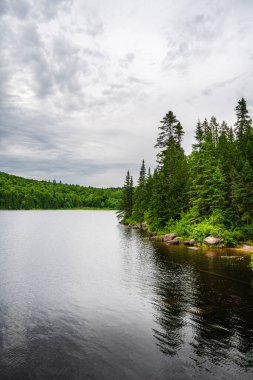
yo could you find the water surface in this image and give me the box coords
[0,211,252,379]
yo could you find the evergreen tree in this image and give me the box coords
[155,111,184,162]
[118,98,253,245]
[173,122,184,145]
[231,160,253,224]
[132,160,147,222]
[209,116,219,145]
[235,98,252,146]
[117,171,133,221]
[152,112,187,226]
[192,120,204,151]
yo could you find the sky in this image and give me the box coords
[0,0,253,187]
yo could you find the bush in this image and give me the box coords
[163,208,244,246]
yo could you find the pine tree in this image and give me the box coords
[132,160,147,222]
[173,122,184,145]
[152,113,188,226]
[155,111,183,162]
[117,171,133,221]
[209,116,219,145]
[231,160,253,224]
[235,98,252,145]
[192,120,204,151]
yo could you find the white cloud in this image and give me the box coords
[0,0,253,186]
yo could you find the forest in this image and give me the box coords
[118,98,253,246]
[0,172,121,209]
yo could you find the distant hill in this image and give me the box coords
[0,172,122,210]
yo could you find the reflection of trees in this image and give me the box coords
[190,269,253,368]
[150,243,253,370]
[151,244,196,356]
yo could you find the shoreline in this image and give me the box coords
[122,221,253,253]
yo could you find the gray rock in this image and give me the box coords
[163,233,176,241]
[204,236,221,245]
[165,237,179,245]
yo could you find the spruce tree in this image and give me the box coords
[235,98,252,145]
[155,111,182,162]
[152,112,188,226]
[132,160,147,222]
[231,160,253,224]
[192,120,204,151]
[117,171,133,221]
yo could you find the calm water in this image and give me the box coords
[0,211,252,380]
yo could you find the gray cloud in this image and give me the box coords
[0,0,253,186]
[120,53,135,68]
[0,0,73,21]
[163,2,226,72]
[201,75,243,97]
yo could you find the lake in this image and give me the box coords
[0,210,252,379]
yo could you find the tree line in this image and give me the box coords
[118,98,253,245]
[0,172,122,209]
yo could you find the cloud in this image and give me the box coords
[120,53,135,68]
[163,2,226,72]
[201,75,243,97]
[0,0,253,186]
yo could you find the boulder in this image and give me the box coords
[204,236,221,245]
[169,237,180,245]
[163,234,180,245]
[163,233,176,241]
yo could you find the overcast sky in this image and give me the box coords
[0,0,253,186]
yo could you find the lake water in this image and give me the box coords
[0,210,252,379]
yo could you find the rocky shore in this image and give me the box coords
[122,221,253,251]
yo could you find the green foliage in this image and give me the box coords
[117,170,133,221]
[132,160,147,222]
[121,98,253,246]
[250,255,253,272]
[0,172,122,210]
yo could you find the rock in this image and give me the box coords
[184,239,196,246]
[220,256,244,260]
[170,238,179,244]
[132,223,142,229]
[242,244,253,250]
[163,233,176,241]
[162,233,180,245]
[150,231,157,237]
[204,236,222,245]
[165,237,179,245]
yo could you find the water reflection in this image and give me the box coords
[120,226,253,378]
[150,241,253,374]
[0,212,252,380]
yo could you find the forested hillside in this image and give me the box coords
[0,172,121,209]
[118,98,253,245]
